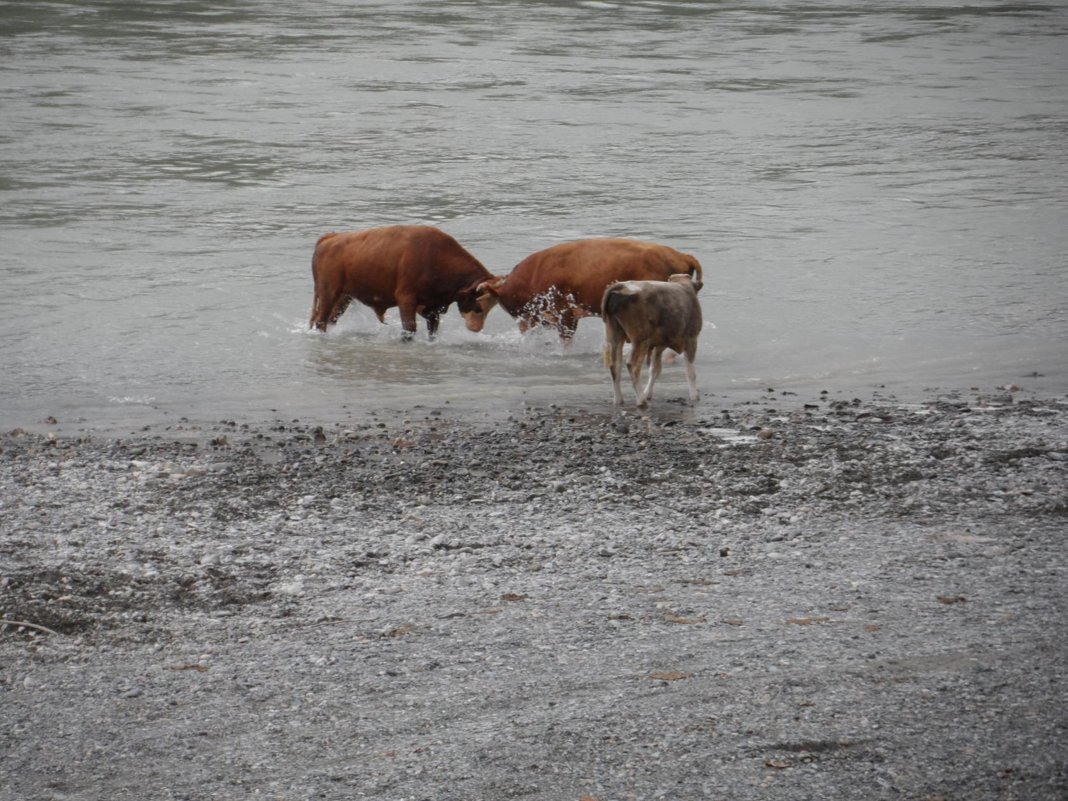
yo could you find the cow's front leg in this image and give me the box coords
[425,312,439,339]
[422,305,447,340]
[556,308,579,347]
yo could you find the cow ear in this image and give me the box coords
[476,277,504,297]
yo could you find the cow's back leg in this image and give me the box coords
[310,292,328,331]
[641,346,667,405]
[311,284,347,331]
[684,342,699,403]
[604,320,627,406]
[627,343,649,406]
[329,296,352,326]
[309,282,329,330]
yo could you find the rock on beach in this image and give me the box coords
[1,389,1066,800]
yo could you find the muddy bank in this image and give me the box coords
[1,389,1067,800]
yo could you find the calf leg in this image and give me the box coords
[607,341,626,406]
[603,318,627,406]
[627,343,649,407]
[684,342,699,403]
[639,346,666,406]
[640,346,666,403]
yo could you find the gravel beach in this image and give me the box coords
[2,388,1066,801]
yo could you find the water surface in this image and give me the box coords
[2,1,1066,432]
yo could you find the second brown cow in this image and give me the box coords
[476,238,703,341]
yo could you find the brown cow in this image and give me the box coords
[475,238,703,341]
[602,274,703,408]
[309,225,496,338]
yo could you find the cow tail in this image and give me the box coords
[311,233,331,278]
[309,244,321,323]
[309,232,338,326]
[686,254,704,291]
[311,231,342,282]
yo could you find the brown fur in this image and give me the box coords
[309,225,494,338]
[477,238,703,341]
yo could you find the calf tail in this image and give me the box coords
[601,282,636,319]
[601,283,632,368]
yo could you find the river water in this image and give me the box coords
[2,1,1066,432]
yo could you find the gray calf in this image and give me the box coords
[601,274,702,408]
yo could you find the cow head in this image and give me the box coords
[457,277,504,332]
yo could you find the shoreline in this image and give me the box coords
[2,388,1066,800]
[4,354,1066,443]
[4,377,1062,443]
